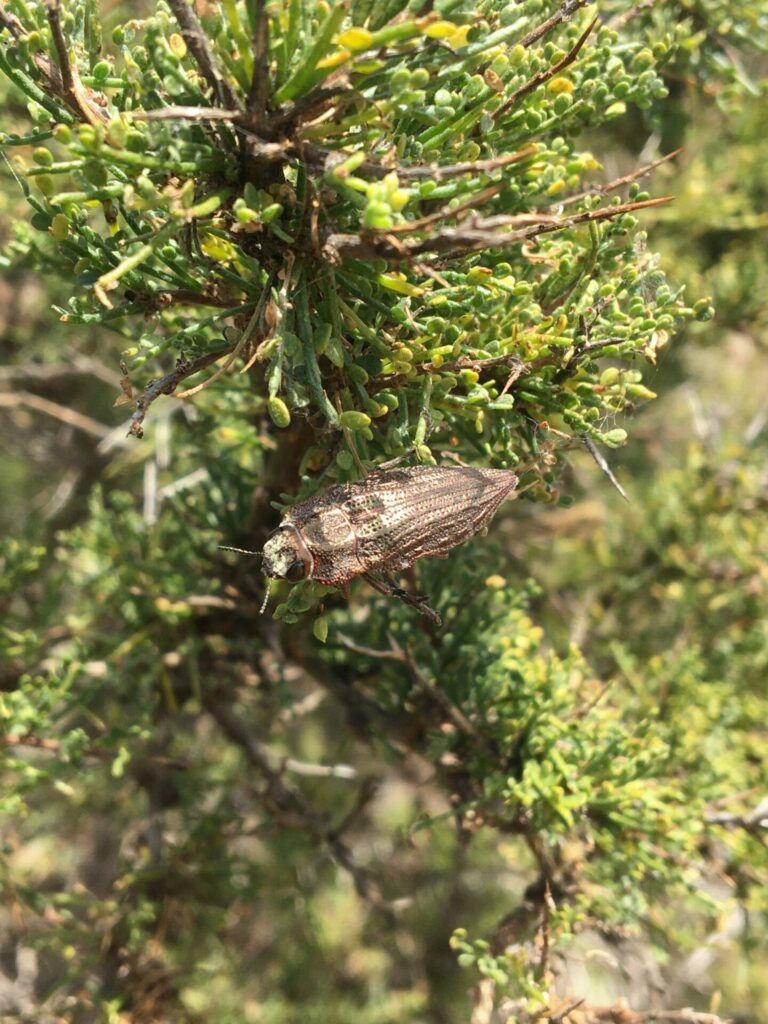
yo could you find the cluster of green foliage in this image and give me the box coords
[0,1,766,1022]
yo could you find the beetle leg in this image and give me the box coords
[363,572,442,626]
[369,449,414,472]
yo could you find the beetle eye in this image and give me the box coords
[285,559,308,582]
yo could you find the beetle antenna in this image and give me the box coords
[219,544,262,557]
[259,577,272,614]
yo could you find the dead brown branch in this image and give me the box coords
[325,196,673,264]
[496,17,598,119]
[0,1,107,125]
[606,0,662,32]
[127,347,233,439]
[166,0,242,112]
[246,0,269,127]
[45,0,102,127]
[561,149,683,208]
[518,0,594,49]
[582,1003,732,1024]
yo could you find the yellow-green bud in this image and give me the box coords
[268,397,291,428]
[339,410,372,430]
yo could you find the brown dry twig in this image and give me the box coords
[166,0,242,112]
[580,1003,731,1024]
[45,0,104,128]
[606,0,662,32]
[128,347,233,439]
[0,2,107,125]
[561,149,683,209]
[496,17,598,120]
[518,0,595,49]
[325,196,673,264]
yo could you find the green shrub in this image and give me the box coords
[0,2,766,1022]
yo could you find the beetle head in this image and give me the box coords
[263,526,313,582]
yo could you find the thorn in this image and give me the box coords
[582,435,630,502]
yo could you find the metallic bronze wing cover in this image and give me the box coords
[280,465,519,586]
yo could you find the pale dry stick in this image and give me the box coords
[0,390,109,439]
[282,758,357,780]
[585,1004,731,1024]
[582,435,629,502]
[326,196,674,263]
[130,105,242,122]
[560,149,683,209]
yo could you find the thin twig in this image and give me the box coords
[582,435,629,502]
[270,85,355,133]
[0,1,107,125]
[282,758,357,780]
[246,0,269,124]
[325,196,673,263]
[385,182,507,236]
[130,105,242,122]
[166,0,242,111]
[496,17,598,119]
[45,1,74,99]
[606,0,662,31]
[395,637,496,756]
[584,1004,732,1024]
[128,347,233,439]
[335,634,405,662]
[548,998,585,1022]
[1,733,186,769]
[518,0,594,49]
[202,692,392,910]
[45,0,105,127]
[174,317,253,398]
[706,796,768,838]
[561,149,683,208]
[394,147,537,182]
[0,390,110,439]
